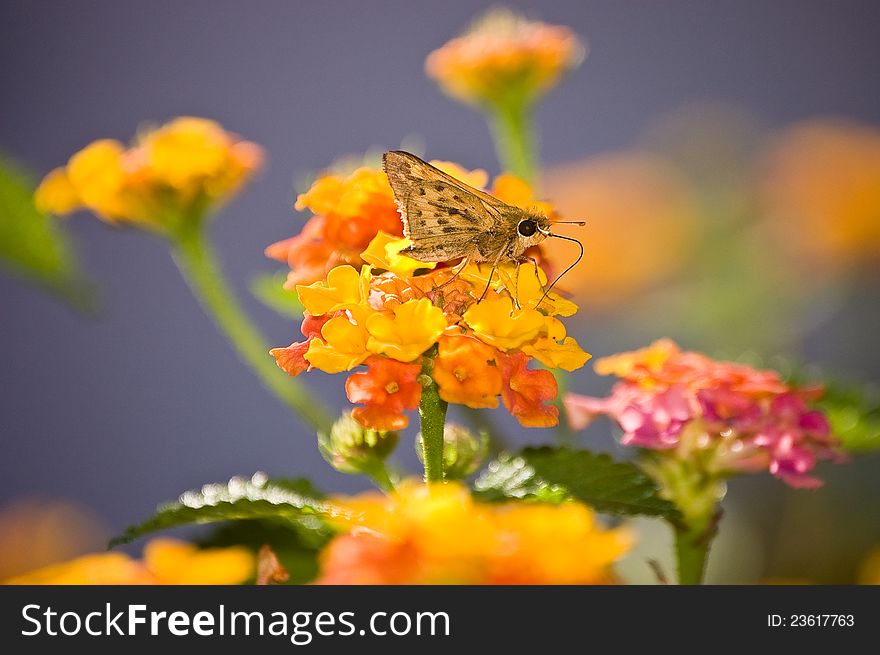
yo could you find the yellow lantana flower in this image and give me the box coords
[5,538,253,585]
[462,296,545,351]
[366,298,447,362]
[361,232,435,278]
[296,264,370,316]
[305,308,371,374]
[521,316,591,371]
[34,117,263,233]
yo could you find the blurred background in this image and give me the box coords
[1,0,878,582]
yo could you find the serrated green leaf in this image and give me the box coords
[110,474,333,548]
[251,271,303,319]
[0,154,94,307]
[474,447,681,520]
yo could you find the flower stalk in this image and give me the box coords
[171,219,333,434]
[417,351,448,483]
[489,100,537,185]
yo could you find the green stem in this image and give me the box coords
[488,101,537,184]
[367,465,396,493]
[674,524,711,585]
[418,355,448,483]
[171,222,333,434]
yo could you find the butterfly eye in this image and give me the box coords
[517,219,537,237]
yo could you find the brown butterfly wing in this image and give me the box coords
[383,151,513,262]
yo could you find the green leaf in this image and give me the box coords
[110,474,332,548]
[474,447,681,520]
[0,154,94,307]
[817,382,880,453]
[250,271,303,319]
[198,519,329,585]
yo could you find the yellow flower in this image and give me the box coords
[318,481,630,584]
[33,167,81,215]
[143,538,253,585]
[425,8,586,108]
[305,307,371,373]
[34,117,263,233]
[366,298,447,362]
[521,316,591,371]
[462,295,545,351]
[4,538,253,585]
[296,264,370,316]
[429,161,489,189]
[361,231,435,278]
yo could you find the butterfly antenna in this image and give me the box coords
[536,233,584,308]
[552,220,587,226]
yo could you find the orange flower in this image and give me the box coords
[498,351,559,427]
[761,118,880,271]
[345,356,422,430]
[425,8,586,108]
[269,313,329,377]
[315,481,630,584]
[540,152,699,309]
[35,117,263,233]
[433,335,503,408]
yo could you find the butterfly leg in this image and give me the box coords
[477,249,508,303]
[435,255,471,289]
[512,259,522,310]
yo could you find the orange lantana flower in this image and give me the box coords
[433,335,503,408]
[498,351,559,427]
[345,356,423,430]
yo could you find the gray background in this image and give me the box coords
[2,1,878,537]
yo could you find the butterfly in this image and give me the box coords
[382,150,583,303]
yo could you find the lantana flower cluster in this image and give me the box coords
[425,8,586,109]
[35,117,263,233]
[565,339,842,488]
[270,162,589,430]
[315,481,630,584]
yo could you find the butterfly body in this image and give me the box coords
[383,150,550,265]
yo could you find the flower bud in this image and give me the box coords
[416,423,489,480]
[319,412,398,475]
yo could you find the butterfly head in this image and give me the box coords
[512,210,552,253]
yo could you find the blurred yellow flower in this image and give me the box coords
[317,481,630,584]
[142,538,254,585]
[462,296,545,351]
[540,152,700,309]
[425,8,586,108]
[5,538,253,585]
[35,117,263,234]
[593,337,679,378]
[761,118,880,271]
[361,231,435,278]
[858,546,880,585]
[366,298,447,362]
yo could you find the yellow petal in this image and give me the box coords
[462,296,545,351]
[143,538,253,585]
[522,336,592,371]
[361,231,435,277]
[304,314,370,373]
[34,167,80,215]
[366,297,446,362]
[296,265,366,316]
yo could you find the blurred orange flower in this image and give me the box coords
[498,350,559,427]
[761,118,880,271]
[316,481,630,584]
[35,117,263,233]
[425,8,585,109]
[540,152,700,309]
